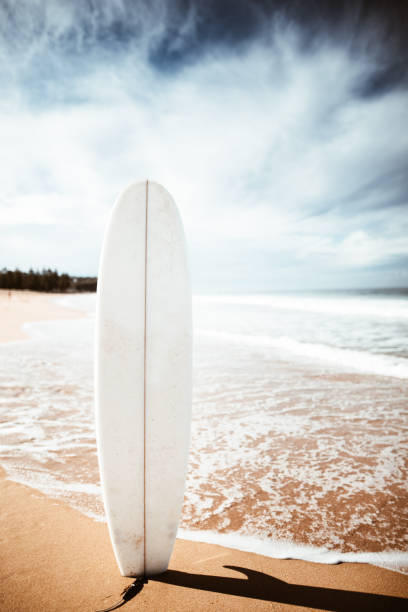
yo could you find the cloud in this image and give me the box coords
[0,1,407,289]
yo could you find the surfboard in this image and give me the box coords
[95,180,192,577]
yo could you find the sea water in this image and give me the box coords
[0,290,407,573]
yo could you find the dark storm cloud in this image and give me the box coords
[147,0,264,70]
[174,0,408,99]
[0,0,406,117]
[354,62,408,99]
[1,1,408,81]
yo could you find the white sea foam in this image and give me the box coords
[197,329,408,379]
[178,529,408,575]
[5,468,101,497]
[53,293,96,314]
[1,290,407,567]
[195,293,408,320]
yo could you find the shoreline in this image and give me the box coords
[1,290,407,609]
[0,289,86,342]
[1,466,407,611]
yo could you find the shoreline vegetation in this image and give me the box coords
[0,267,97,293]
[1,268,407,296]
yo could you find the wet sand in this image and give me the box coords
[1,290,408,610]
[1,467,407,611]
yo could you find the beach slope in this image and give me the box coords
[1,290,408,610]
[1,468,408,611]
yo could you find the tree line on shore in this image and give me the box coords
[0,268,97,292]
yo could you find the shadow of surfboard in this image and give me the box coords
[150,565,407,611]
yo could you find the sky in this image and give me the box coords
[1,0,407,292]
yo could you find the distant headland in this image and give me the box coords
[0,268,97,292]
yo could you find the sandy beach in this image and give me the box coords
[0,289,85,342]
[1,466,408,611]
[1,290,408,610]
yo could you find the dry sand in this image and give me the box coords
[0,289,85,342]
[1,290,408,611]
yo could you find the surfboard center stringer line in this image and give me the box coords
[143,179,149,574]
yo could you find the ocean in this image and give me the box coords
[1,290,407,573]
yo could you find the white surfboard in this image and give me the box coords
[95,181,192,577]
